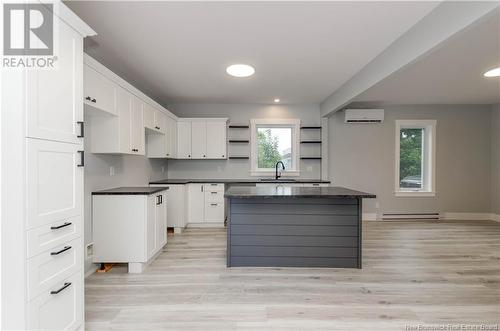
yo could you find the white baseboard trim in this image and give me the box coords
[362,213,378,221]
[186,223,225,228]
[441,212,500,222]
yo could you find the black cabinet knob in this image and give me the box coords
[85,96,91,101]
[91,98,96,103]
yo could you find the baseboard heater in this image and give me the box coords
[382,212,440,220]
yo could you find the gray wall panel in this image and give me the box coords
[231,203,358,215]
[230,257,358,268]
[231,224,358,237]
[231,246,358,258]
[230,214,359,226]
[231,235,358,247]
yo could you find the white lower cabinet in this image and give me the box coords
[92,190,168,273]
[27,271,84,331]
[187,183,225,226]
[150,184,186,232]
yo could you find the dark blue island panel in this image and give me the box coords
[227,197,364,268]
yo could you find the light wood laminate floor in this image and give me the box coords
[85,220,500,330]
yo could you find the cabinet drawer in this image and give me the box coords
[205,202,224,222]
[204,190,224,203]
[203,183,224,192]
[28,271,83,331]
[27,237,82,300]
[27,216,82,258]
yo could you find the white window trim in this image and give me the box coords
[395,120,436,197]
[250,118,301,177]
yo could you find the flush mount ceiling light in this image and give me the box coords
[226,64,255,78]
[274,98,280,103]
[484,67,500,77]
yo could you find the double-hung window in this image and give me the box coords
[250,119,300,176]
[395,120,436,197]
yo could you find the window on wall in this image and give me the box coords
[395,120,436,197]
[250,119,300,176]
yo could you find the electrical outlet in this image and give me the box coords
[86,243,94,259]
[109,166,115,176]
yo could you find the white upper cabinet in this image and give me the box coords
[26,20,83,145]
[155,110,167,134]
[177,121,192,159]
[143,103,155,130]
[191,121,207,158]
[83,65,116,116]
[131,96,145,155]
[206,121,227,159]
[166,116,178,158]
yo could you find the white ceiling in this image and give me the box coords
[65,1,438,106]
[353,9,500,105]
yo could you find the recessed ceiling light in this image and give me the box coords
[484,67,500,78]
[274,98,280,103]
[226,64,255,78]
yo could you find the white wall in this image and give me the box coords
[167,103,323,180]
[492,104,500,215]
[328,105,492,217]
[83,114,168,274]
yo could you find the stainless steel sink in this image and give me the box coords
[258,178,297,182]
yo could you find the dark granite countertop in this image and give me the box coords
[92,187,169,195]
[224,186,376,199]
[149,178,331,185]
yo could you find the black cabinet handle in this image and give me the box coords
[77,121,84,138]
[160,194,163,204]
[50,282,71,295]
[222,155,225,158]
[77,151,84,167]
[188,155,191,158]
[166,153,170,156]
[132,149,138,152]
[211,192,217,194]
[203,155,206,158]
[51,246,72,256]
[51,222,72,230]
[210,203,217,206]
[91,98,96,103]
[85,96,91,101]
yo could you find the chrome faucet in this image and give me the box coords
[275,161,285,180]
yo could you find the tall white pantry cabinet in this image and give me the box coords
[0,4,95,331]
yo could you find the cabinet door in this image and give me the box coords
[155,192,167,250]
[26,20,84,144]
[143,103,155,130]
[206,121,227,159]
[166,117,178,158]
[83,65,116,115]
[177,121,192,159]
[187,184,204,223]
[191,121,207,159]
[131,96,145,155]
[115,86,132,153]
[147,195,156,259]
[26,139,83,229]
[165,185,185,228]
[27,271,83,331]
[155,111,167,133]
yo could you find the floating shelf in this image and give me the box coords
[301,157,322,160]
[229,125,249,129]
[229,156,249,160]
[301,141,322,144]
[301,126,321,129]
[228,140,249,143]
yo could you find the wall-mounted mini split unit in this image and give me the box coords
[344,108,384,123]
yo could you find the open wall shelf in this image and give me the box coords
[229,140,249,143]
[301,141,322,144]
[301,126,322,130]
[301,157,322,160]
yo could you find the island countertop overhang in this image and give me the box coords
[224,186,376,199]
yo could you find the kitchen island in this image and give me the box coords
[225,186,375,268]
